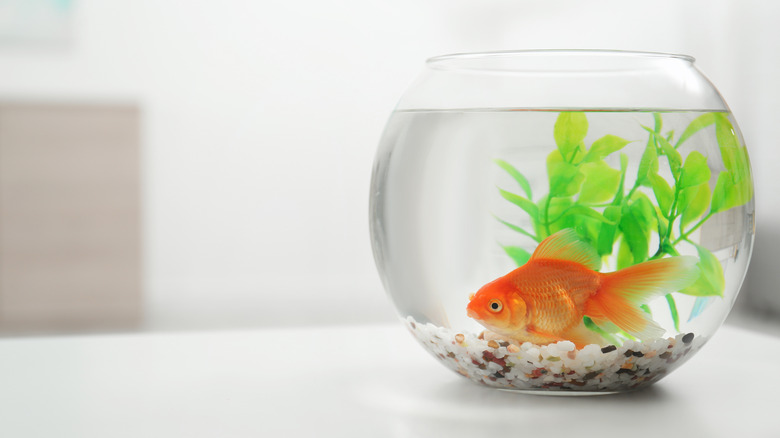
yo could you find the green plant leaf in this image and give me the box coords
[493,216,539,242]
[678,244,725,297]
[637,134,659,187]
[547,151,585,197]
[666,294,680,331]
[679,183,711,229]
[502,245,531,267]
[579,161,622,204]
[495,159,533,199]
[676,113,716,148]
[688,296,713,322]
[714,113,739,151]
[560,205,616,225]
[617,235,633,270]
[583,316,621,345]
[653,112,663,133]
[619,194,656,264]
[619,210,649,264]
[554,112,588,161]
[656,134,682,179]
[612,153,629,205]
[575,219,602,248]
[498,189,539,221]
[710,170,747,214]
[597,206,621,256]
[654,206,669,241]
[649,173,674,217]
[715,114,753,204]
[582,135,631,163]
[711,114,753,210]
[679,151,711,188]
[540,196,576,236]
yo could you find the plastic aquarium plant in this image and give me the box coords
[493,111,752,338]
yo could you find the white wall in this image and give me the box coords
[0,0,776,329]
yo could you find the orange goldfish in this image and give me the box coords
[467,229,699,348]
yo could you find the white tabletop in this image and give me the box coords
[0,322,776,438]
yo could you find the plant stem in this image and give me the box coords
[625,181,640,202]
[543,195,553,236]
[673,212,713,246]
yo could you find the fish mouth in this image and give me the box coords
[467,308,479,320]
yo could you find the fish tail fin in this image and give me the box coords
[586,256,699,340]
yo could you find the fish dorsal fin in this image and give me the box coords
[530,229,601,271]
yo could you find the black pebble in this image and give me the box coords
[632,351,644,357]
[601,345,617,353]
[682,333,694,344]
[493,372,505,379]
[624,350,634,357]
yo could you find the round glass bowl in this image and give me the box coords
[369,50,755,394]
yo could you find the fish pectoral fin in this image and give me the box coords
[525,325,565,342]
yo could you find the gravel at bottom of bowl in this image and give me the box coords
[405,316,705,393]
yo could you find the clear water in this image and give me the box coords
[371,109,754,344]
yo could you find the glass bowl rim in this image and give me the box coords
[426,49,696,73]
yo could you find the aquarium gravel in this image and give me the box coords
[405,316,706,393]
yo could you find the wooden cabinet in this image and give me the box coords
[0,103,141,332]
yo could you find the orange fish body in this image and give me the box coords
[467,229,699,348]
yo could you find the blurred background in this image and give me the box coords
[0,0,776,336]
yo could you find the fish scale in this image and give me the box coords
[514,260,600,334]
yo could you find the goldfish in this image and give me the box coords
[467,229,699,348]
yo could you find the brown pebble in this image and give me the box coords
[455,334,465,344]
[621,361,634,369]
[567,350,577,360]
[659,351,672,359]
[601,345,617,353]
[507,344,520,353]
[488,340,500,349]
[644,351,657,358]
[583,371,599,380]
[499,341,510,347]
[410,322,416,329]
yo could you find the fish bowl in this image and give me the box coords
[369,50,755,394]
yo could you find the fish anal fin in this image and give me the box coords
[562,323,606,349]
[530,229,601,271]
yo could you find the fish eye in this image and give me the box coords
[488,299,502,313]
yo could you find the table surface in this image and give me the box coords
[0,322,777,438]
